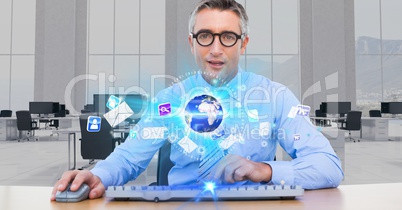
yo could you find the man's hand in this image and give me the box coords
[50,170,105,201]
[208,154,272,184]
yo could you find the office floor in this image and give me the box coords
[0,132,401,187]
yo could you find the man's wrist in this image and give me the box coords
[260,162,272,183]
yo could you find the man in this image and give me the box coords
[51,0,343,201]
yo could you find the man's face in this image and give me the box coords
[189,9,249,86]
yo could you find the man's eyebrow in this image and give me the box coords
[194,29,212,34]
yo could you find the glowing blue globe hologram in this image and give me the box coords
[184,95,223,133]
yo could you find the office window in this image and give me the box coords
[0,56,11,109]
[355,0,402,115]
[243,0,300,99]
[355,55,382,113]
[383,55,402,102]
[0,0,12,55]
[87,0,165,103]
[0,0,36,110]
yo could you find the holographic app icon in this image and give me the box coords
[158,102,171,116]
[106,95,121,110]
[87,116,101,132]
[297,105,311,117]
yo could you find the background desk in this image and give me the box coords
[32,116,76,129]
[361,117,402,141]
[0,117,17,140]
[1,183,401,210]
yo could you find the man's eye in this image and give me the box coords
[223,34,236,40]
[199,33,211,39]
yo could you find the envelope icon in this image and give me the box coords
[104,102,134,127]
[178,136,198,153]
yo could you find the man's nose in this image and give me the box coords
[210,35,223,55]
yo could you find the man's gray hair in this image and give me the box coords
[188,0,249,36]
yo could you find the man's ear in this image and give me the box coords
[188,34,194,54]
[240,36,249,54]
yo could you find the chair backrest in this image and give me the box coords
[345,111,362,131]
[16,111,33,131]
[156,141,174,186]
[79,114,116,160]
[0,110,12,117]
[369,110,382,117]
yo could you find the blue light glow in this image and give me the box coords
[204,181,216,195]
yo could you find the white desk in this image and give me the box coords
[361,117,402,141]
[0,117,18,140]
[309,116,345,127]
[32,116,76,129]
[3,183,402,210]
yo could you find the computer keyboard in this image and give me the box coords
[105,184,304,202]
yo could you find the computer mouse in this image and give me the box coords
[55,183,90,202]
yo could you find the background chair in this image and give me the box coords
[340,111,362,143]
[16,111,39,142]
[156,141,174,186]
[0,110,12,117]
[369,110,382,117]
[79,114,121,162]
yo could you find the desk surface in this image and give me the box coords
[1,183,401,210]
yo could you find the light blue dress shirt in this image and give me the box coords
[91,69,344,190]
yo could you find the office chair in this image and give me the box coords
[79,114,122,161]
[0,110,12,117]
[157,141,174,185]
[369,110,382,117]
[16,111,39,142]
[148,141,174,186]
[340,111,362,143]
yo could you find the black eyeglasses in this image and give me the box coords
[191,31,244,47]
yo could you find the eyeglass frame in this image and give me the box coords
[190,30,245,47]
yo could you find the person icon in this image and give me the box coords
[90,118,99,130]
[87,116,101,132]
